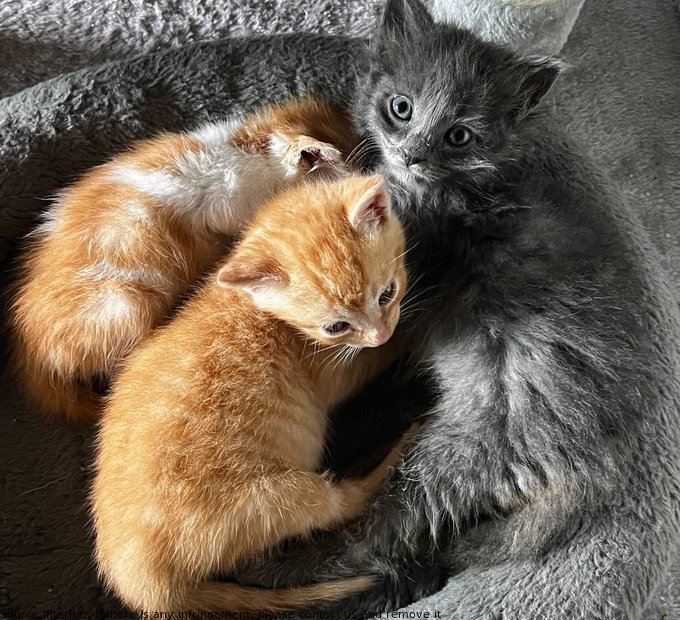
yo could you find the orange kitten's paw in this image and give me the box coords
[34,379,103,424]
[333,477,376,522]
[271,133,346,180]
[396,421,423,455]
[61,395,102,424]
[297,138,345,177]
[354,423,423,501]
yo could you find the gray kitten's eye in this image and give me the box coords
[390,95,413,121]
[324,321,351,335]
[446,126,474,147]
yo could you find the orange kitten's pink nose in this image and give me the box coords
[368,325,393,347]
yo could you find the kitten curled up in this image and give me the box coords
[92,173,412,613]
[11,97,358,423]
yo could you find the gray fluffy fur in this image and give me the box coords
[235,1,680,617]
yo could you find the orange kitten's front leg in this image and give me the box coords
[333,421,420,514]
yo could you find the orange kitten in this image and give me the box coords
[11,98,358,422]
[92,174,409,613]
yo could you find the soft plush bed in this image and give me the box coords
[1,0,679,616]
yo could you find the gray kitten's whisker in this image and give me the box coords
[345,138,380,168]
[345,137,373,162]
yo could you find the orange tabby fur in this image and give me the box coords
[92,174,410,613]
[11,98,358,422]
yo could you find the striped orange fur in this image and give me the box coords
[11,98,359,422]
[92,174,413,613]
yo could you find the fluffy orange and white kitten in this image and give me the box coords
[92,174,409,613]
[11,98,358,422]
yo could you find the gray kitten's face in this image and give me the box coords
[364,57,507,192]
[357,0,564,198]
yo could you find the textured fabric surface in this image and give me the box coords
[0,0,582,100]
[0,0,384,99]
[556,0,680,304]
[1,0,679,617]
[554,3,680,612]
[431,0,584,54]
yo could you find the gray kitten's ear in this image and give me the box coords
[513,56,569,121]
[375,0,434,48]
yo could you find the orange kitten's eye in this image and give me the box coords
[324,321,351,335]
[379,281,396,306]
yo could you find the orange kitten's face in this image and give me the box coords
[286,244,407,349]
[218,175,407,352]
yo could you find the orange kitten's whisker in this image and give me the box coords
[328,347,349,371]
[402,272,429,300]
[304,342,343,364]
[402,283,437,305]
[400,290,450,322]
[399,284,443,320]
[345,345,363,365]
[402,283,444,308]
[326,344,361,372]
[332,345,364,371]
[300,338,321,363]
[391,242,419,266]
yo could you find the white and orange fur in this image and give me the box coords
[11,98,360,422]
[92,174,412,613]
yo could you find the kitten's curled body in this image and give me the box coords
[238,1,680,617]
[11,98,357,422]
[92,174,413,613]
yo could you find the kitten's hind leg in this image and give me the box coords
[221,433,417,572]
[230,425,426,608]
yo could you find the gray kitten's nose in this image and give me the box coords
[401,149,423,166]
[401,147,425,167]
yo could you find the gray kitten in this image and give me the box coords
[238,0,680,616]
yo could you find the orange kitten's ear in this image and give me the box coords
[217,255,288,291]
[349,176,391,233]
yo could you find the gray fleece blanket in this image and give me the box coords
[1,0,679,617]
